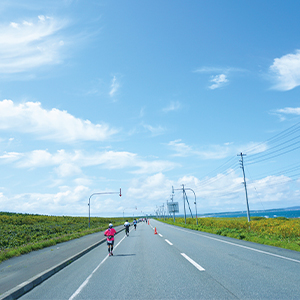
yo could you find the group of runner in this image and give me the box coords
[103,219,138,256]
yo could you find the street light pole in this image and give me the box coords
[172,186,175,222]
[182,184,187,224]
[88,188,121,228]
[173,185,197,225]
[185,187,198,225]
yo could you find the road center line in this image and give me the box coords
[69,234,127,300]
[158,233,163,237]
[165,223,300,264]
[181,253,205,271]
[165,239,173,245]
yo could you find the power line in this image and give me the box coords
[247,144,300,165]
[244,120,300,155]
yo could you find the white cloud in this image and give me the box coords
[126,171,297,215]
[195,67,225,73]
[0,168,298,217]
[178,172,243,203]
[168,140,267,159]
[127,173,173,201]
[0,100,118,142]
[0,151,24,162]
[209,74,228,90]
[55,163,82,177]
[132,160,178,174]
[275,107,300,115]
[174,172,298,213]
[168,139,233,159]
[142,124,166,136]
[271,107,300,121]
[109,76,120,97]
[247,175,292,204]
[194,67,245,74]
[194,66,246,90]
[0,15,67,73]
[162,101,181,113]
[168,139,193,157]
[0,185,90,216]
[1,148,176,176]
[269,50,300,91]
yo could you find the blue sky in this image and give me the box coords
[1,0,300,217]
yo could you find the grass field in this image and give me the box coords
[160,216,300,252]
[0,212,124,263]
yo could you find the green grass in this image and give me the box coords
[159,216,300,252]
[0,212,124,263]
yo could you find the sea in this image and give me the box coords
[197,207,300,219]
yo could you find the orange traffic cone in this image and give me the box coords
[148,220,150,225]
[154,227,158,235]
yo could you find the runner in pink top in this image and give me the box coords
[104,223,117,256]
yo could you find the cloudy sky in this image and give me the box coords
[1,0,300,218]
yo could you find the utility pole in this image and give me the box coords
[238,152,251,222]
[182,184,187,224]
[172,186,175,222]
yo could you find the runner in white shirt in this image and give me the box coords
[124,220,130,236]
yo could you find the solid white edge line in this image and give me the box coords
[166,224,300,264]
[165,239,173,245]
[181,253,205,271]
[69,234,127,300]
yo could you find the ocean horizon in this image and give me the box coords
[168,207,300,219]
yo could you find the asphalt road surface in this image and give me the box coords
[20,219,300,300]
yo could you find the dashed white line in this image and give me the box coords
[69,235,126,300]
[181,253,205,271]
[166,224,300,264]
[165,239,173,245]
[158,233,163,237]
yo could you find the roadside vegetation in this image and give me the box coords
[2,212,299,264]
[160,216,300,252]
[0,212,123,263]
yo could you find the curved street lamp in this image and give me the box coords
[88,188,121,228]
[185,187,198,225]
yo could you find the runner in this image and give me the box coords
[124,220,130,236]
[104,223,116,256]
[133,218,137,230]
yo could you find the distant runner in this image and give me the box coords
[124,220,130,236]
[104,223,116,256]
[133,218,137,230]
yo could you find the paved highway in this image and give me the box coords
[20,219,300,299]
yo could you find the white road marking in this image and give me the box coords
[159,233,163,237]
[69,235,127,300]
[165,239,173,245]
[181,253,205,271]
[165,223,300,264]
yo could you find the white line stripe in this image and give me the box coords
[159,234,163,237]
[166,224,300,264]
[181,253,205,271]
[165,239,173,245]
[69,235,126,300]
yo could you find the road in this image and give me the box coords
[19,219,300,300]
